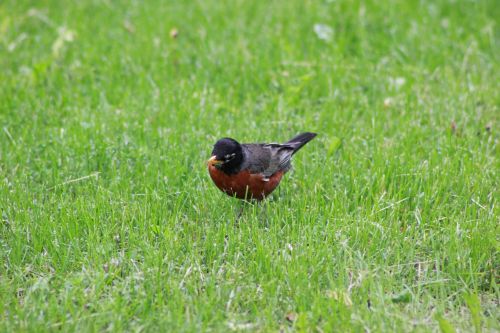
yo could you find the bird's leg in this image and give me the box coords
[258,199,270,227]
[234,187,253,224]
[234,201,246,225]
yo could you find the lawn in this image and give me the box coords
[0,0,498,331]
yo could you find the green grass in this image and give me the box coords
[0,0,498,331]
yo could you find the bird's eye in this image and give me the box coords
[224,153,236,161]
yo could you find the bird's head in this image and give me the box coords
[207,137,243,174]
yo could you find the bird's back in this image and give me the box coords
[241,143,294,178]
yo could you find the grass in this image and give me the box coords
[0,0,498,331]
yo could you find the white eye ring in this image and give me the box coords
[224,153,236,160]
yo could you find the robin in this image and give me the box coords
[207,132,317,200]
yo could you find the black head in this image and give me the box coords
[208,138,244,174]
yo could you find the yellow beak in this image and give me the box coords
[207,155,223,166]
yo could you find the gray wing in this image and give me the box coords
[241,143,295,179]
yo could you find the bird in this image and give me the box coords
[207,132,317,200]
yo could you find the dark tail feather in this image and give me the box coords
[285,132,317,153]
